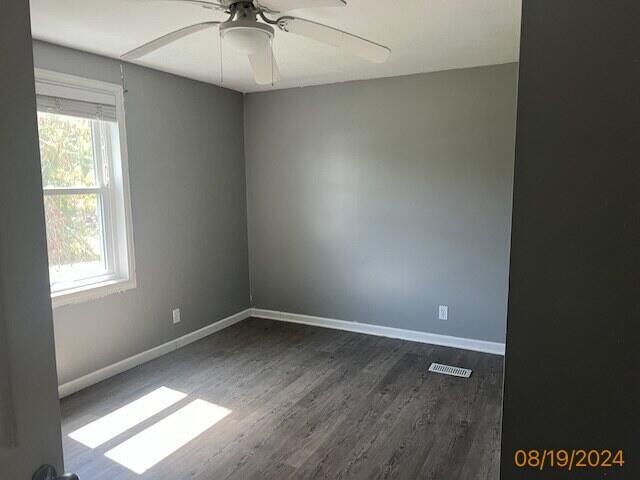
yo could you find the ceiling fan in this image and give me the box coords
[122,0,391,85]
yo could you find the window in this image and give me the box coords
[35,69,135,307]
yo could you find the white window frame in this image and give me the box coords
[35,69,136,308]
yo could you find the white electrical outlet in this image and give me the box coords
[172,308,181,324]
[438,305,448,321]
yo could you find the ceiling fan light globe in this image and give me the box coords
[220,22,274,55]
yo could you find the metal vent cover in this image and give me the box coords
[428,362,472,378]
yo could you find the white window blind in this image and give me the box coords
[36,94,117,122]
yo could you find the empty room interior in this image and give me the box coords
[3,0,637,479]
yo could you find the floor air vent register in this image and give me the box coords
[428,362,472,378]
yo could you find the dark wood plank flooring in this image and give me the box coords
[61,317,503,479]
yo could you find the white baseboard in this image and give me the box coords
[59,306,503,398]
[251,308,505,356]
[58,308,252,398]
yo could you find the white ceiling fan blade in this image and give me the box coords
[121,22,221,60]
[277,17,390,63]
[257,0,345,13]
[142,0,226,11]
[248,46,281,85]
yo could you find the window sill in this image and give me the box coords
[51,277,136,309]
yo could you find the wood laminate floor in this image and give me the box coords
[61,317,504,480]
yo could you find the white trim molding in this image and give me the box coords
[251,309,505,356]
[58,308,252,398]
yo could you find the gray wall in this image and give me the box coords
[0,4,63,476]
[32,41,250,385]
[245,63,518,343]
[501,1,639,477]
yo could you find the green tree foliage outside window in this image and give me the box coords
[37,112,104,271]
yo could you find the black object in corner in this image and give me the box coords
[32,465,79,480]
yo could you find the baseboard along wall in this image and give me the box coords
[58,307,505,398]
[252,309,506,356]
[57,308,252,398]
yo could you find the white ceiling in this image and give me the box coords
[30,0,522,93]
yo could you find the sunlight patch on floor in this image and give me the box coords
[68,387,186,448]
[104,399,231,474]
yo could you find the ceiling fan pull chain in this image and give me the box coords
[270,36,274,86]
[219,27,224,84]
